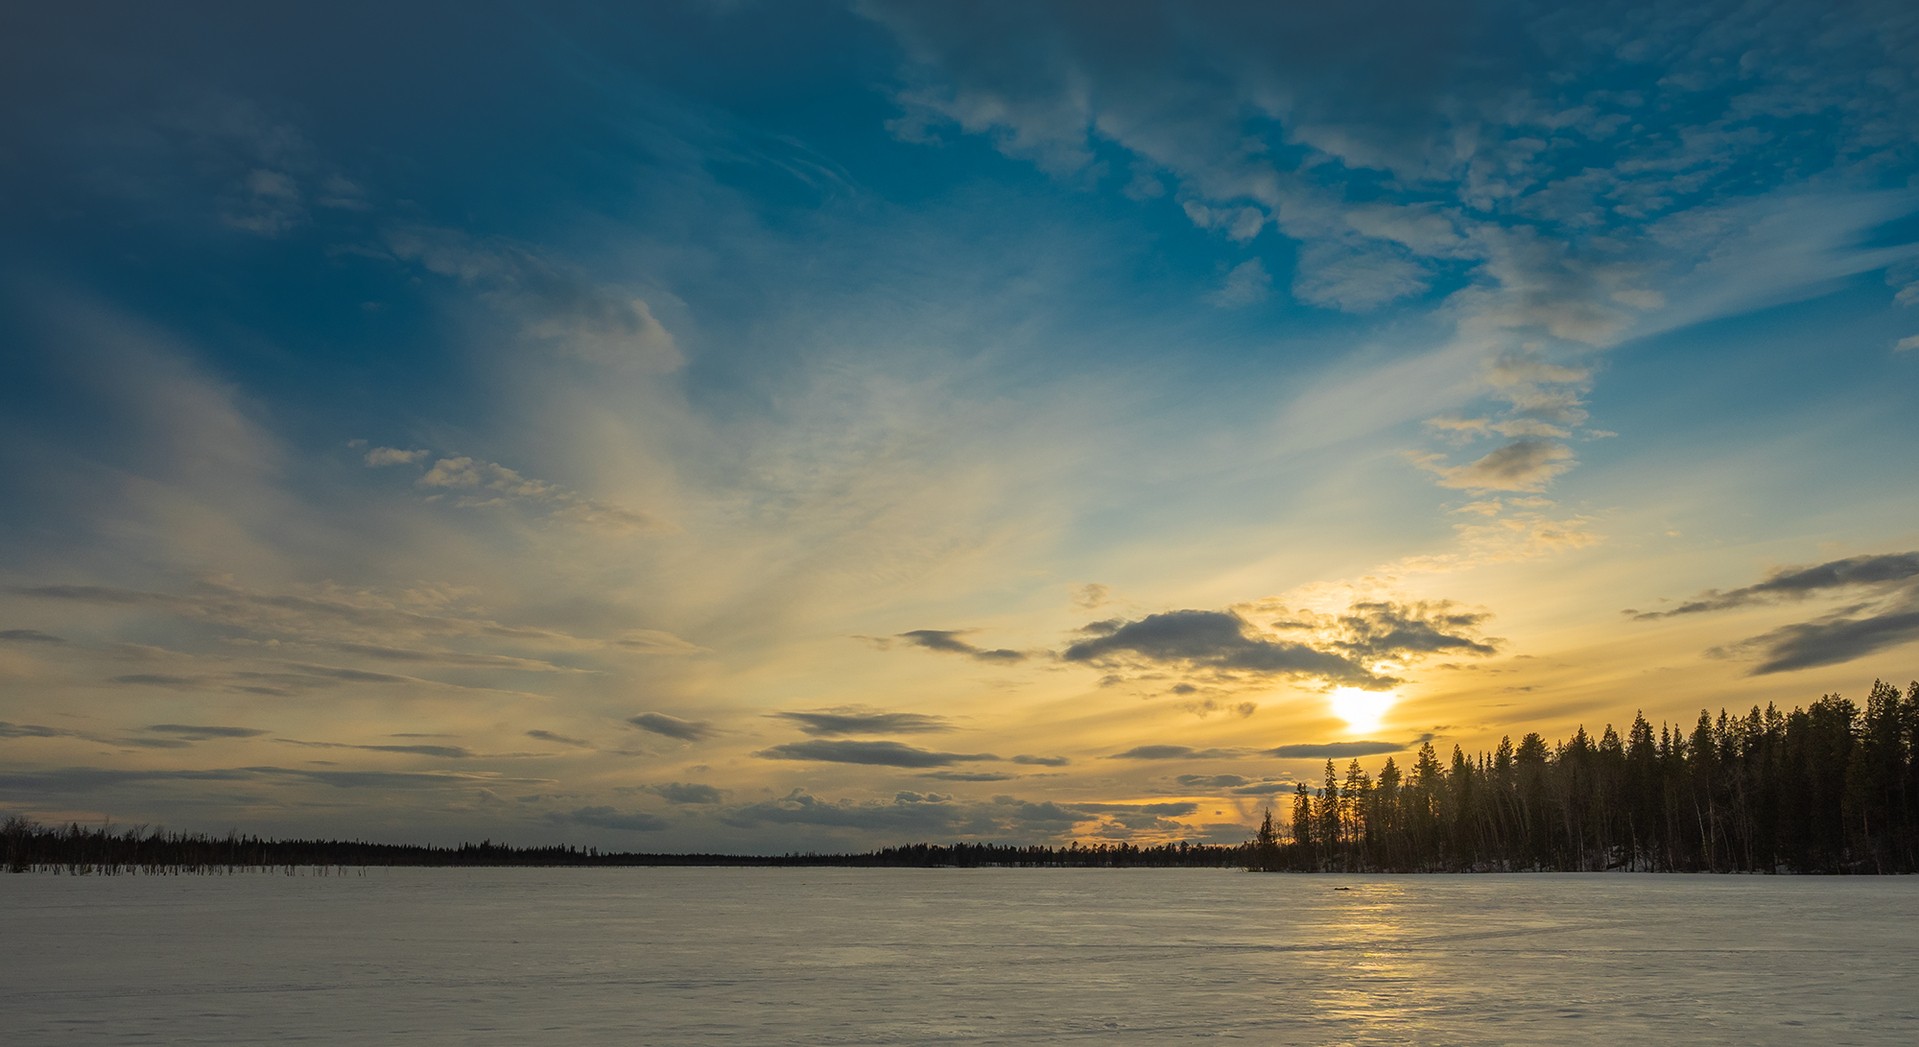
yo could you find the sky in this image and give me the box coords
[3,0,1917,852]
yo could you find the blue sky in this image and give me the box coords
[3,0,1917,850]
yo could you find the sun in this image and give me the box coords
[1328,687,1396,735]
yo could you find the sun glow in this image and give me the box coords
[1329,687,1396,735]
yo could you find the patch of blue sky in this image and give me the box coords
[3,0,1918,848]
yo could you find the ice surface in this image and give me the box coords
[3,868,1916,1044]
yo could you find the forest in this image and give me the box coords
[1253,679,1919,874]
[7,680,1917,874]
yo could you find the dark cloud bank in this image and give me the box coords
[1634,552,1919,674]
[772,709,953,735]
[896,629,1025,662]
[1063,601,1496,688]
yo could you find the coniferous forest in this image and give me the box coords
[7,680,1917,875]
[1251,679,1919,874]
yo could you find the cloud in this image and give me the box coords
[1074,801,1199,817]
[0,629,66,644]
[0,722,84,740]
[860,2,1919,513]
[1009,754,1069,767]
[1228,782,1299,796]
[1179,699,1258,719]
[721,790,1090,838]
[282,739,475,759]
[626,712,715,742]
[1174,774,1253,788]
[1063,609,1385,687]
[0,721,248,750]
[145,94,365,237]
[1291,239,1430,311]
[1631,552,1919,619]
[11,577,662,669]
[896,629,1024,662]
[526,729,592,747]
[1897,334,1919,352]
[1420,438,1576,492]
[1071,583,1111,610]
[1426,415,1570,441]
[363,446,429,467]
[145,724,266,740]
[650,782,725,805]
[1391,500,1601,572]
[755,739,995,768]
[1631,550,1919,673]
[723,789,974,835]
[772,708,955,736]
[412,455,657,532]
[1208,258,1271,307]
[0,576,589,719]
[549,806,669,832]
[0,765,550,794]
[1712,604,1919,676]
[613,630,708,655]
[1267,740,1416,759]
[1333,601,1498,660]
[302,640,579,674]
[1108,745,1250,761]
[384,226,683,371]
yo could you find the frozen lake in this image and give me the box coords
[4,868,1916,1044]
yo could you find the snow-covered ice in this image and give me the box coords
[4,868,1915,1044]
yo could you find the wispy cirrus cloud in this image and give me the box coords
[548,806,669,832]
[360,449,659,533]
[0,765,552,795]
[721,789,1086,839]
[1267,738,1427,760]
[361,446,429,467]
[280,738,476,759]
[648,782,725,805]
[717,790,1199,842]
[1173,773,1299,797]
[1631,552,1919,620]
[1109,745,1252,761]
[10,578,683,657]
[1110,737,1426,761]
[145,724,266,741]
[772,708,955,736]
[626,712,715,742]
[1208,258,1272,307]
[894,629,1025,663]
[383,226,683,373]
[1416,438,1576,493]
[862,0,1919,571]
[1636,551,1919,675]
[1722,609,1919,676]
[756,739,994,768]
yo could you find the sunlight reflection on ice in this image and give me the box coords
[3,869,1915,1044]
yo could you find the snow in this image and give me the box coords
[4,868,1916,1044]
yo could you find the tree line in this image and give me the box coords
[9,680,1917,875]
[1251,679,1919,874]
[1,818,1252,874]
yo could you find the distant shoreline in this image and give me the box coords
[3,817,1908,876]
